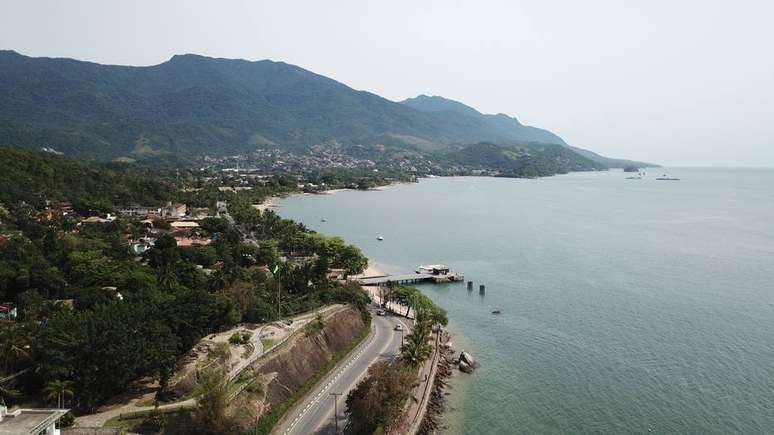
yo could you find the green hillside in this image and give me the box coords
[0,51,565,159]
[437,142,605,177]
[0,50,653,170]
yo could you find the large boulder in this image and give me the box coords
[459,360,474,374]
[459,350,475,366]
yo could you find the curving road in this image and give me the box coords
[274,309,410,435]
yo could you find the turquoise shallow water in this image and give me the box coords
[278,169,774,434]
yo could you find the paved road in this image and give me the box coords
[274,310,410,435]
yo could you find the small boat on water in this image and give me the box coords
[320,218,327,222]
[376,236,384,241]
[656,174,681,181]
[625,176,642,180]
[491,310,502,315]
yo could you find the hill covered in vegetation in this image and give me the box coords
[0,147,371,417]
[435,142,604,177]
[0,147,174,211]
[0,50,652,170]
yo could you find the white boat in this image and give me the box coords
[416,264,450,274]
[376,236,384,241]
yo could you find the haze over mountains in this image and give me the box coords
[0,50,650,168]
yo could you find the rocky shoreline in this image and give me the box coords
[417,330,473,435]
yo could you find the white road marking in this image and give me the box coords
[283,321,378,435]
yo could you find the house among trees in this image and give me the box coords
[162,202,187,219]
[118,205,162,217]
[174,235,212,247]
[0,303,16,321]
[170,220,199,230]
[187,206,211,220]
[326,268,347,281]
[129,239,154,255]
[37,201,73,221]
[0,405,69,435]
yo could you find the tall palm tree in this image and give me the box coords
[43,380,74,409]
[401,328,432,369]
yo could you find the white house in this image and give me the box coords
[0,406,69,435]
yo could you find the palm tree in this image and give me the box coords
[400,328,432,369]
[43,380,74,409]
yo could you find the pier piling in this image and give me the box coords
[479,284,485,294]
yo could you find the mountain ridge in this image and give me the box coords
[0,50,653,168]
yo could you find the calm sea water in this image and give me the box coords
[277,169,774,434]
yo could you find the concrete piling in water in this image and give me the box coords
[479,284,485,294]
[467,281,473,291]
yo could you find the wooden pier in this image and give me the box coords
[357,271,464,286]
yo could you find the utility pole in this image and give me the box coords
[330,392,342,434]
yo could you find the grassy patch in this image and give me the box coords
[247,318,371,435]
[104,405,195,428]
[260,337,275,350]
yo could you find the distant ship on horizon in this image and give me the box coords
[656,174,680,181]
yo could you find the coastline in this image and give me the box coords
[268,183,469,434]
[253,195,282,212]
[252,180,410,213]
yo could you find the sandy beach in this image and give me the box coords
[253,195,282,212]
[360,262,387,277]
[253,181,408,213]
[253,188,350,212]
[323,188,352,194]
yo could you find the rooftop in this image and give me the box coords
[0,408,69,434]
[170,221,199,228]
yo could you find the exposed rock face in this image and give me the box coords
[253,307,366,409]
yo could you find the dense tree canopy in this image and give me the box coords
[0,148,371,414]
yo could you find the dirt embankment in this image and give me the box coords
[241,306,365,414]
[195,306,367,433]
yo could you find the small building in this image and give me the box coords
[170,221,199,230]
[0,304,16,321]
[118,206,162,217]
[326,268,347,280]
[80,216,110,224]
[37,202,74,221]
[0,405,69,435]
[130,241,151,255]
[188,207,211,220]
[162,202,187,219]
[174,236,212,247]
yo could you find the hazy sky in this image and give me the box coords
[2,0,773,166]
